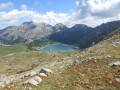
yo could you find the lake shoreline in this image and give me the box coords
[38,44,79,51]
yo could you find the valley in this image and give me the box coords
[0,0,120,90]
[0,26,120,89]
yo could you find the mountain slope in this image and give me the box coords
[2,27,120,90]
[0,22,54,44]
[50,20,120,48]
[1,20,120,49]
[0,22,69,44]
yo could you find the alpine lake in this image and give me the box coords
[41,44,77,51]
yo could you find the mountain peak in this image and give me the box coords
[22,21,33,25]
[72,24,88,28]
[55,23,66,27]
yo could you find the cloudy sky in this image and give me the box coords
[0,0,120,29]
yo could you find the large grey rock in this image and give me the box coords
[24,76,42,85]
[115,78,120,82]
[33,76,42,83]
[24,78,39,85]
[19,75,25,79]
[39,73,47,77]
[108,61,120,66]
[0,74,8,82]
[0,82,5,88]
[39,68,52,75]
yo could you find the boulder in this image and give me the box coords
[19,75,24,79]
[40,68,52,75]
[0,74,8,82]
[24,78,39,85]
[39,73,47,77]
[105,55,111,58]
[24,76,42,85]
[108,61,120,66]
[33,76,42,83]
[115,78,120,82]
[0,82,5,88]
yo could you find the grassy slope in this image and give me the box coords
[2,29,120,90]
[15,30,120,90]
[26,37,59,50]
[0,43,31,57]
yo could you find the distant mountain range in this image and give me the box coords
[0,20,120,48]
[0,22,67,44]
[50,20,120,48]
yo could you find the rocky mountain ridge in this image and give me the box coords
[0,20,120,49]
[50,20,120,48]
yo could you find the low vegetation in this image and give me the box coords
[26,37,58,50]
[1,29,120,90]
[0,43,31,57]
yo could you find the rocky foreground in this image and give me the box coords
[0,68,52,89]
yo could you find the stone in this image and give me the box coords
[39,73,47,77]
[24,76,42,85]
[29,87,32,90]
[108,61,120,66]
[24,78,39,85]
[19,75,24,79]
[0,74,8,82]
[118,69,120,73]
[105,55,111,58]
[33,76,42,83]
[115,78,120,82]
[66,64,69,67]
[0,82,5,88]
[40,68,52,75]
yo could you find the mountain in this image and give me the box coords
[52,23,68,32]
[50,20,120,48]
[1,27,120,90]
[0,22,54,44]
[1,20,120,49]
[49,24,93,46]
[0,22,69,44]
[94,28,120,44]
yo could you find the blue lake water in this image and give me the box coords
[41,44,77,51]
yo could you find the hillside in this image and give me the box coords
[0,43,31,57]
[1,21,120,50]
[0,22,67,44]
[50,20,120,48]
[0,28,120,90]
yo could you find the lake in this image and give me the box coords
[41,44,77,51]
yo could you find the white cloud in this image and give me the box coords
[0,0,120,28]
[76,1,79,6]
[70,0,120,27]
[0,2,13,10]
[0,10,69,26]
[21,4,27,11]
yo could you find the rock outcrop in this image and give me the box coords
[39,68,52,75]
[108,61,120,66]
[39,73,47,77]
[24,76,42,85]
[0,74,8,82]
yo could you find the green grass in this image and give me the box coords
[0,43,31,57]
[2,30,120,90]
[10,32,120,90]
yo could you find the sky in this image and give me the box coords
[0,0,120,29]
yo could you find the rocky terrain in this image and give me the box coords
[0,28,120,89]
[0,22,67,44]
[1,20,120,49]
